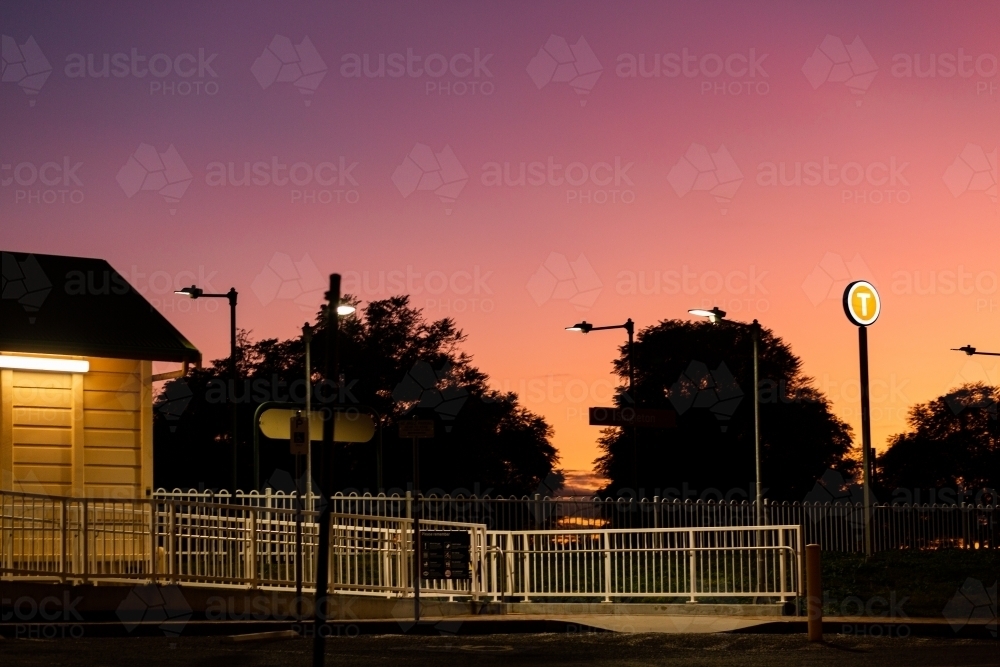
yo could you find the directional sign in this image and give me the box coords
[399,419,435,439]
[420,530,471,580]
[259,409,376,443]
[289,413,309,455]
[843,280,880,327]
[589,407,677,428]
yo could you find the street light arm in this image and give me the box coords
[952,345,1000,357]
[588,321,633,333]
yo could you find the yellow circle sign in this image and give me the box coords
[843,280,880,326]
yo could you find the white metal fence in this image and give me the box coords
[154,489,998,553]
[2,490,800,602]
[485,525,800,603]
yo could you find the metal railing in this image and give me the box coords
[0,490,484,597]
[484,525,800,603]
[3,489,800,603]
[154,489,997,553]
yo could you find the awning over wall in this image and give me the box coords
[1,251,201,364]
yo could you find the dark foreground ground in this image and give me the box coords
[1,633,996,667]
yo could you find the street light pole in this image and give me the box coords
[304,323,313,510]
[175,285,239,491]
[689,307,763,526]
[313,275,340,667]
[566,318,638,491]
[751,319,762,528]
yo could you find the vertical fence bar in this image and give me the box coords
[168,501,176,581]
[602,531,612,602]
[688,529,697,603]
[81,499,89,584]
[60,499,68,583]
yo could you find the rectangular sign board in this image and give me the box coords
[589,407,677,429]
[420,530,471,580]
[399,419,435,439]
[289,414,309,455]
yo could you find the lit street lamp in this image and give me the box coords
[688,307,764,528]
[176,285,239,490]
[566,318,638,490]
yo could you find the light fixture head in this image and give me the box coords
[336,304,356,316]
[952,345,977,356]
[688,306,726,324]
[566,321,593,333]
[174,285,203,298]
[0,355,90,373]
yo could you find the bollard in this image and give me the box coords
[806,543,822,642]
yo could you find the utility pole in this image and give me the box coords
[312,275,340,667]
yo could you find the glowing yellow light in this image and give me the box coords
[0,356,90,373]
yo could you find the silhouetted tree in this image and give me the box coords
[878,383,998,503]
[595,320,855,501]
[154,296,558,496]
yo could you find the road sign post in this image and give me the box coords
[399,418,434,623]
[843,280,881,557]
[290,412,309,613]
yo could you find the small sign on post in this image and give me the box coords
[289,413,309,455]
[399,419,435,439]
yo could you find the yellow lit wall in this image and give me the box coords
[0,355,153,499]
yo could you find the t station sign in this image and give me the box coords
[843,279,880,557]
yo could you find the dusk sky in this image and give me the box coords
[3,0,998,489]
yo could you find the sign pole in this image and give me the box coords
[858,325,873,557]
[412,432,421,624]
[399,418,433,625]
[843,280,880,559]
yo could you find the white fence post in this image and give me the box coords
[249,508,258,588]
[778,528,787,603]
[602,531,612,602]
[688,528,697,603]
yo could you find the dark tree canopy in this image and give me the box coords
[154,296,559,496]
[878,383,998,503]
[595,320,855,501]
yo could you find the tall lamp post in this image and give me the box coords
[688,307,763,528]
[176,285,239,491]
[566,319,638,490]
[952,344,1000,446]
[312,282,355,667]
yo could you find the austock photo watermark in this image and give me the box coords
[488,374,617,424]
[252,254,496,315]
[2,592,86,640]
[342,265,496,314]
[616,47,770,98]
[480,156,636,205]
[117,144,362,214]
[755,155,912,205]
[0,35,223,104]
[616,266,770,314]
[64,46,221,97]
[254,34,497,105]
[1,156,85,205]
[527,252,602,310]
[204,156,361,204]
[801,252,999,313]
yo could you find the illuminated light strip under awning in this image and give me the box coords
[0,355,90,373]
